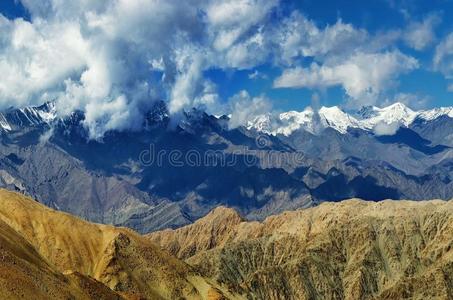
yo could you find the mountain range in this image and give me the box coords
[148,198,453,300]
[0,101,451,233]
[247,102,453,136]
[1,188,452,299]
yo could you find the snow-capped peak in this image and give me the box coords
[356,105,379,119]
[0,114,11,131]
[247,113,273,134]
[278,109,314,135]
[246,102,453,136]
[319,106,359,134]
[417,107,453,121]
[246,106,360,135]
[357,102,417,129]
[0,102,57,131]
[246,108,317,135]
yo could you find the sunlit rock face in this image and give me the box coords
[149,199,453,300]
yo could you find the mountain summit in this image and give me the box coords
[247,102,453,136]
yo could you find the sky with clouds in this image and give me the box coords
[0,0,452,137]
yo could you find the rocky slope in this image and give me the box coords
[149,200,453,299]
[0,101,452,233]
[0,189,240,299]
[0,216,123,299]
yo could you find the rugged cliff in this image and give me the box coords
[149,200,453,299]
[0,189,239,299]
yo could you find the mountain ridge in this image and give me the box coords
[247,102,453,136]
[149,198,453,299]
[2,100,452,137]
[0,188,240,299]
[0,101,451,233]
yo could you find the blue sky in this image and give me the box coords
[0,0,452,136]
[202,0,453,110]
[0,1,29,20]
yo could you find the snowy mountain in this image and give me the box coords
[5,101,449,137]
[0,100,452,233]
[0,102,57,131]
[247,102,453,136]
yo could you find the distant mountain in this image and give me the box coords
[0,102,56,131]
[0,101,451,233]
[247,102,453,135]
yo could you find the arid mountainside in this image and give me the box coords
[149,200,453,300]
[0,189,239,300]
[0,216,123,299]
[2,187,453,300]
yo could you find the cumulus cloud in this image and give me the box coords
[274,51,419,107]
[206,0,278,52]
[275,12,368,64]
[268,11,422,108]
[404,13,441,50]
[193,79,225,115]
[0,16,88,106]
[0,0,426,138]
[0,0,278,138]
[228,90,271,129]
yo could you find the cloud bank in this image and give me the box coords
[274,51,419,107]
[0,0,441,137]
[0,0,280,138]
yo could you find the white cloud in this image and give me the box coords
[206,0,278,51]
[192,79,227,116]
[275,12,368,65]
[404,14,441,51]
[373,121,400,136]
[0,0,428,137]
[0,17,88,106]
[434,33,453,80]
[0,0,278,137]
[274,51,419,107]
[268,11,420,108]
[383,93,429,110]
[228,90,271,129]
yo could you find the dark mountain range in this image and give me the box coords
[0,101,451,233]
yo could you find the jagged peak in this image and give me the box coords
[248,102,453,136]
[147,205,245,259]
[204,206,244,222]
[385,101,410,110]
[2,101,452,137]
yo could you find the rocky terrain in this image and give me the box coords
[0,101,452,233]
[0,189,239,299]
[1,187,453,299]
[0,215,123,299]
[149,199,453,299]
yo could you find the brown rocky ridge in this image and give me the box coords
[0,189,240,300]
[148,199,453,299]
[1,186,452,300]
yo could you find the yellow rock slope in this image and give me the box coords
[0,189,238,300]
[149,200,453,300]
